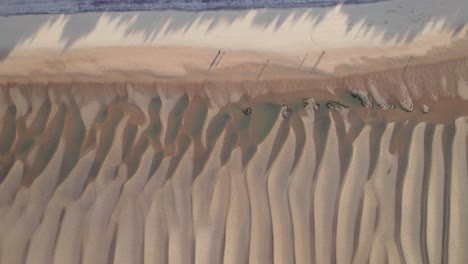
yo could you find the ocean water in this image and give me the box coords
[2,0,390,16]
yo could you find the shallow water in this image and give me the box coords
[2,0,390,15]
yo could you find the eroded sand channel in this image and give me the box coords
[0,71,467,263]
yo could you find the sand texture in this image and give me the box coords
[0,81,466,264]
[1,0,468,262]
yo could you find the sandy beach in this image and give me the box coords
[0,0,468,263]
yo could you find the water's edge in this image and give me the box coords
[2,0,390,16]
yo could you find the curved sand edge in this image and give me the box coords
[0,87,467,263]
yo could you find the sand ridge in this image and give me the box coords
[0,84,466,263]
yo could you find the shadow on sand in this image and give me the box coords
[0,0,467,60]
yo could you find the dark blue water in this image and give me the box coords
[2,0,390,16]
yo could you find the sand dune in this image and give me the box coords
[0,81,466,264]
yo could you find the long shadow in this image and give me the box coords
[340,0,468,43]
[0,15,60,60]
[0,0,466,61]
